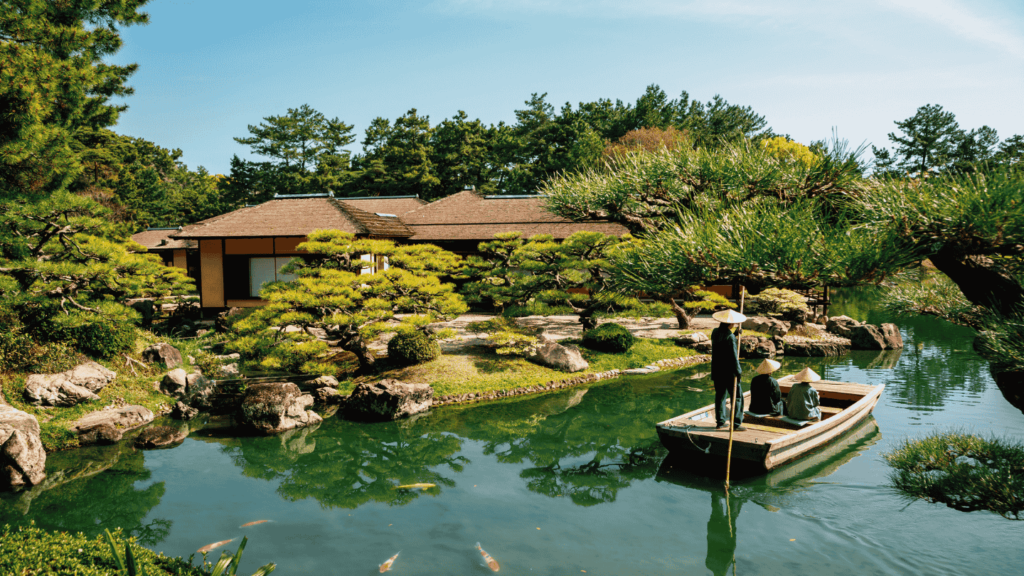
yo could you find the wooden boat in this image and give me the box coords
[656,376,884,472]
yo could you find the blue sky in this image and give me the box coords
[111,0,1024,175]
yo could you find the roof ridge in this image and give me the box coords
[401,189,479,219]
[328,199,370,235]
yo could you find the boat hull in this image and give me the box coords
[656,377,884,472]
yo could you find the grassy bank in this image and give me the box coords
[348,337,698,397]
[0,331,221,452]
[0,524,206,576]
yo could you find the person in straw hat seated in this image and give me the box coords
[748,359,784,416]
[710,309,748,431]
[786,367,822,421]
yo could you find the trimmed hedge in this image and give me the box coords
[387,331,441,366]
[0,524,205,576]
[582,323,635,353]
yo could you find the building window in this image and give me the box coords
[249,256,298,297]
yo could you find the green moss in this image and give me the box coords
[0,524,205,576]
[352,337,697,397]
[883,430,1024,520]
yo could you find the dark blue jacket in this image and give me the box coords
[710,326,742,385]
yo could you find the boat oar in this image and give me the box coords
[725,287,745,492]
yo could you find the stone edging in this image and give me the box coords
[432,354,711,406]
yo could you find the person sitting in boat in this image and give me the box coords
[711,309,747,431]
[748,359,783,416]
[786,367,822,421]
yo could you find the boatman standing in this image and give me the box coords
[711,309,747,431]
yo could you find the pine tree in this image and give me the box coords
[227,230,466,373]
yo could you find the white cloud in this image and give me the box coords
[881,0,1024,60]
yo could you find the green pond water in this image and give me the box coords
[3,288,1024,575]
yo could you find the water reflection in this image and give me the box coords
[656,418,881,575]
[206,419,466,509]
[0,441,171,546]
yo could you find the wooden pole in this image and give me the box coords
[725,287,745,491]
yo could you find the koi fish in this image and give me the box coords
[379,552,400,572]
[239,520,271,528]
[197,539,234,554]
[393,483,436,490]
[476,542,500,572]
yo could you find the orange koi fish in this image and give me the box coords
[239,520,271,528]
[197,539,234,554]
[379,551,400,572]
[393,483,436,491]
[476,542,500,572]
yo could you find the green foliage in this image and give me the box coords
[0,524,204,576]
[748,288,809,316]
[387,331,441,366]
[883,431,1024,520]
[881,268,980,327]
[0,192,192,360]
[502,302,575,317]
[227,104,355,199]
[486,331,539,357]
[581,322,635,353]
[346,108,440,198]
[0,1,149,197]
[227,230,465,373]
[461,231,637,331]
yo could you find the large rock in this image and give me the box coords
[23,361,116,407]
[313,387,340,405]
[70,405,154,436]
[0,405,46,489]
[784,340,848,357]
[826,315,862,337]
[849,324,887,350]
[742,316,791,337]
[134,425,188,449]
[676,332,709,347]
[529,340,589,373]
[239,382,322,434]
[171,401,199,421]
[159,369,188,398]
[77,424,122,446]
[342,379,433,422]
[142,342,183,369]
[880,323,904,349]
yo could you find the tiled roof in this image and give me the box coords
[131,228,194,250]
[402,190,629,241]
[333,201,413,238]
[338,197,426,215]
[174,197,362,238]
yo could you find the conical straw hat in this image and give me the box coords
[711,309,747,324]
[756,359,781,375]
[794,367,821,383]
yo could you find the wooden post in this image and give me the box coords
[725,287,745,491]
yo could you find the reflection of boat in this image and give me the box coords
[655,376,884,472]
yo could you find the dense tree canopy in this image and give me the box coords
[0,0,150,197]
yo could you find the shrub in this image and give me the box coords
[883,430,1024,520]
[0,330,43,373]
[748,288,809,316]
[387,331,441,366]
[0,525,205,576]
[486,331,539,356]
[582,323,635,353]
[46,306,138,358]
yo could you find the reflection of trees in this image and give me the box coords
[831,286,991,410]
[433,385,679,506]
[219,421,466,509]
[0,443,171,546]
